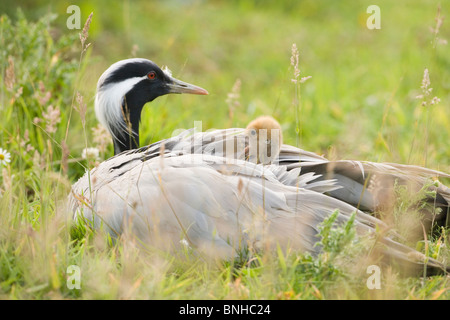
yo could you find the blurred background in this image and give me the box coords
[1,0,449,176]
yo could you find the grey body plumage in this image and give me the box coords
[69,59,450,274]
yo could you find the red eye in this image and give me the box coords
[147,71,156,80]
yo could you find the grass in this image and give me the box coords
[0,1,449,299]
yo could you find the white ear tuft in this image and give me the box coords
[95,76,146,140]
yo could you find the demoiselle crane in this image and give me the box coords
[69,58,450,274]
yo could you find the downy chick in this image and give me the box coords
[246,115,283,164]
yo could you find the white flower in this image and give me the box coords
[300,75,312,83]
[430,96,441,105]
[179,238,191,248]
[81,147,100,161]
[0,148,11,166]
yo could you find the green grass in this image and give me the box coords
[0,1,449,299]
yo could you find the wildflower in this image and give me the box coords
[42,105,61,133]
[290,43,311,84]
[35,81,51,106]
[421,68,431,93]
[81,147,100,161]
[430,96,440,105]
[18,129,35,156]
[0,148,11,166]
[14,86,23,99]
[179,238,190,248]
[91,123,111,153]
[416,68,440,107]
[300,76,312,83]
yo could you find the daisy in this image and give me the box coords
[0,148,11,166]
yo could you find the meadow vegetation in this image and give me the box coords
[0,1,449,299]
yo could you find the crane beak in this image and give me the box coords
[167,77,209,95]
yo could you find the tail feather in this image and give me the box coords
[278,144,450,228]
